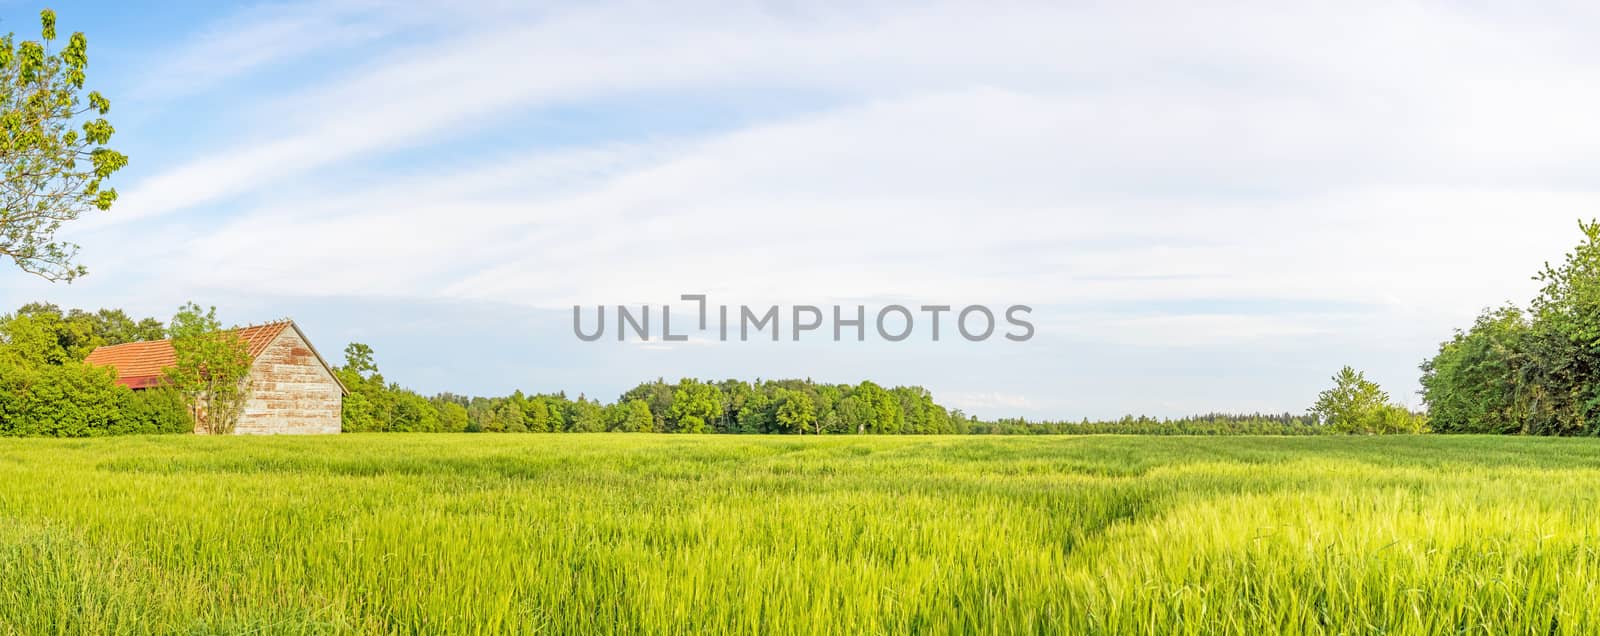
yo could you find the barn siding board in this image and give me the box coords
[235,327,343,435]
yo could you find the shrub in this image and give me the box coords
[115,386,192,434]
[0,360,125,437]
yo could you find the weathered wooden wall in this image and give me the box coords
[235,328,342,434]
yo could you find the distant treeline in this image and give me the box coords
[973,413,1324,436]
[0,302,1390,438]
[341,347,980,434]
[337,343,1327,435]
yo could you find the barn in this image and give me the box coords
[84,319,345,434]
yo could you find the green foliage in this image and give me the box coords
[0,10,128,282]
[0,310,76,365]
[1310,365,1387,431]
[1420,306,1530,433]
[435,401,468,433]
[80,307,165,345]
[566,397,605,432]
[519,393,550,432]
[1532,221,1600,346]
[625,377,950,435]
[772,387,818,434]
[0,356,182,437]
[0,302,175,436]
[335,343,392,432]
[1422,221,1600,435]
[113,386,191,435]
[0,303,162,366]
[668,379,724,433]
[853,381,901,433]
[389,390,440,432]
[401,372,1331,437]
[0,357,122,435]
[1309,366,1426,434]
[335,342,447,433]
[605,399,653,432]
[165,303,252,434]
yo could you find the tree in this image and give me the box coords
[341,342,378,377]
[669,379,725,433]
[335,342,387,432]
[1312,366,1387,433]
[1531,221,1600,346]
[716,379,753,432]
[1419,306,1530,433]
[620,379,674,431]
[436,401,469,432]
[1518,220,1600,434]
[0,10,128,281]
[852,381,902,434]
[0,309,76,365]
[567,397,605,432]
[539,394,570,431]
[389,388,440,432]
[736,390,774,433]
[494,397,527,432]
[773,388,818,434]
[82,308,164,345]
[1311,366,1425,434]
[0,304,163,365]
[833,395,872,435]
[606,399,653,432]
[523,396,554,432]
[165,303,252,434]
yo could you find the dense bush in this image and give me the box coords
[115,387,193,435]
[0,360,124,436]
[1421,221,1600,434]
[0,359,199,437]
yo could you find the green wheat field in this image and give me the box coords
[3,434,1599,634]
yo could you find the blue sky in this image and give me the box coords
[1,0,1597,418]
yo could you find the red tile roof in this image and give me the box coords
[83,321,292,389]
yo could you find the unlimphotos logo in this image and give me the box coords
[574,294,1034,343]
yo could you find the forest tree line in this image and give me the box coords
[331,341,1338,435]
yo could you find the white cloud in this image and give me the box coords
[939,391,1046,412]
[130,0,442,100]
[85,81,1600,342]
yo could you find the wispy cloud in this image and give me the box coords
[130,0,441,100]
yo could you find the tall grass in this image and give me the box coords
[1,434,1598,633]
